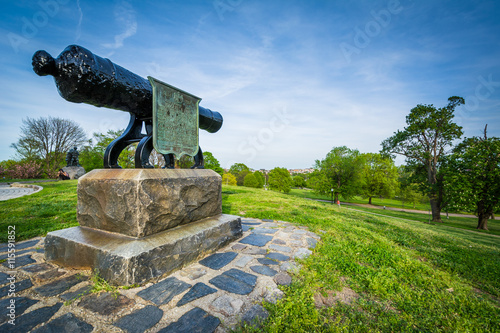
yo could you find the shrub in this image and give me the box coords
[222,173,237,186]
[7,160,43,179]
[243,173,260,188]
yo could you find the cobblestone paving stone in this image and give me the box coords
[0,219,321,332]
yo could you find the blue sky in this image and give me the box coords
[0,0,499,170]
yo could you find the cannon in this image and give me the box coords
[32,45,223,169]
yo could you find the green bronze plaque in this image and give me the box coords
[148,76,201,159]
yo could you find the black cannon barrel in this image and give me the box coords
[32,45,222,133]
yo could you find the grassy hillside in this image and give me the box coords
[222,186,499,332]
[1,182,498,331]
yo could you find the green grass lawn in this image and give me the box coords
[1,182,499,331]
[0,180,78,242]
[292,188,445,212]
[223,186,499,332]
[290,188,500,236]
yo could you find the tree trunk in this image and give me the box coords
[477,214,489,230]
[429,198,442,223]
[368,197,372,205]
[427,161,442,223]
[477,204,490,230]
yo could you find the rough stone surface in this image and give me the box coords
[45,214,242,285]
[60,285,93,302]
[280,262,301,274]
[179,266,207,280]
[32,312,93,333]
[209,295,243,316]
[0,279,33,298]
[241,304,269,328]
[257,258,279,265]
[77,169,222,237]
[176,282,217,306]
[231,243,247,251]
[114,305,163,333]
[0,272,8,281]
[0,248,43,260]
[0,303,62,333]
[209,268,257,295]
[158,307,220,333]
[307,237,318,248]
[34,274,87,297]
[63,166,86,180]
[0,239,39,252]
[22,263,53,273]
[266,252,290,262]
[294,248,313,259]
[274,272,292,286]
[268,244,292,253]
[250,265,278,276]
[137,277,191,305]
[0,297,38,325]
[2,254,35,268]
[239,234,273,247]
[199,252,237,270]
[33,269,65,283]
[243,247,267,255]
[0,217,322,332]
[79,292,135,316]
[234,255,253,268]
[252,228,278,234]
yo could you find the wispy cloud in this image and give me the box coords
[75,0,83,41]
[102,1,137,53]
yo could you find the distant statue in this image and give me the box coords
[66,146,80,167]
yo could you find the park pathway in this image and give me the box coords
[0,218,320,332]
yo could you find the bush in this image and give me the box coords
[7,160,43,179]
[243,173,260,188]
[222,173,237,186]
[268,167,293,193]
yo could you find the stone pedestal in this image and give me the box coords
[44,169,242,285]
[62,166,86,179]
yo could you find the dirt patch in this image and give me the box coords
[314,287,360,308]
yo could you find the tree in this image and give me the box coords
[311,146,364,202]
[445,127,500,230]
[381,96,464,222]
[222,173,237,185]
[229,163,250,186]
[293,174,307,188]
[360,153,398,204]
[229,163,250,175]
[243,173,260,188]
[397,166,426,209]
[254,171,265,188]
[203,151,223,175]
[11,116,87,176]
[79,129,135,171]
[268,167,293,193]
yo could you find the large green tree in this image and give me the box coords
[445,127,500,230]
[229,163,250,186]
[360,153,398,204]
[268,167,293,193]
[311,146,364,202]
[381,96,464,222]
[203,151,223,175]
[79,129,135,171]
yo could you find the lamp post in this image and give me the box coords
[331,188,334,205]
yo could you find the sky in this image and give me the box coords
[0,0,499,170]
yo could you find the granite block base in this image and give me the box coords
[44,214,242,285]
